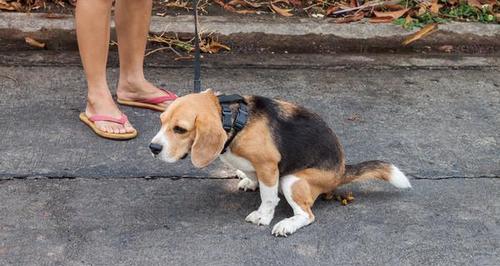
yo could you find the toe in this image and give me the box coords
[124,122,135,133]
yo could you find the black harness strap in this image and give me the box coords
[217,94,248,154]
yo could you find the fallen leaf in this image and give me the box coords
[0,0,16,10]
[402,23,438,46]
[202,41,231,53]
[326,6,340,16]
[430,0,443,15]
[270,2,294,17]
[369,17,394,23]
[373,8,409,19]
[227,0,264,8]
[334,12,364,23]
[223,4,237,12]
[350,0,358,8]
[236,9,257,14]
[213,0,226,7]
[25,37,46,49]
[467,0,483,9]
[289,0,302,8]
[405,14,413,24]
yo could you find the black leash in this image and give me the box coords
[192,2,248,152]
[193,0,202,93]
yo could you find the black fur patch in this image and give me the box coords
[248,96,343,176]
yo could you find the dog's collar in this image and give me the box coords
[217,94,248,154]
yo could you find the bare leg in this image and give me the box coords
[115,0,175,109]
[76,0,134,134]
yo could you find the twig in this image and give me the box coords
[331,0,400,15]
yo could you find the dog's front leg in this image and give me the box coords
[245,164,279,226]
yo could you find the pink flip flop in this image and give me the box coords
[79,113,137,140]
[117,89,178,112]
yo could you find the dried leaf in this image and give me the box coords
[430,0,443,15]
[373,8,409,19]
[350,0,358,8]
[334,12,364,23]
[467,0,483,9]
[402,23,438,46]
[202,41,231,53]
[227,0,263,8]
[0,0,15,11]
[223,4,237,12]
[341,199,348,205]
[270,2,293,17]
[213,0,226,7]
[25,37,46,49]
[289,0,302,8]
[369,17,394,23]
[236,9,257,14]
[326,5,340,16]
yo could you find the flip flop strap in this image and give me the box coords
[140,90,178,104]
[89,114,128,125]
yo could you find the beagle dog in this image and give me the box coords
[150,89,411,237]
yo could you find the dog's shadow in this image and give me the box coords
[130,179,410,231]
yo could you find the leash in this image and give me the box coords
[193,0,202,93]
[191,2,248,152]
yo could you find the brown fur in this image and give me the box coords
[231,116,281,187]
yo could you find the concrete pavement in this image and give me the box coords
[0,51,499,265]
[0,178,498,265]
[0,53,499,179]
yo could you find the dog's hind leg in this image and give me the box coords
[236,170,259,191]
[272,175,316,237]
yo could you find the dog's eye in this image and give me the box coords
[173,126,188,134]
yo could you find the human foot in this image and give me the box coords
[85,92,135,135]
[116,78,177,112]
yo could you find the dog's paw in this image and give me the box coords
[238,177,258,191]
[245,210,273,226]
[272,218,300,237]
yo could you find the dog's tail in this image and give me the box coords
[341,160,412,189]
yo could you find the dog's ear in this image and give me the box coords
[191,115,227,168]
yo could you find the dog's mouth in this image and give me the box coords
[180,153,188,160]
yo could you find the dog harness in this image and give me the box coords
[217,94,248,154]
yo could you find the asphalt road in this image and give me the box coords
[0,52,498,265]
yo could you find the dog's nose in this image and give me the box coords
[149,143,163,155]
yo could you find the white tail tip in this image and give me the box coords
[389,165,412,189]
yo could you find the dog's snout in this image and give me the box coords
[149,143,163,155]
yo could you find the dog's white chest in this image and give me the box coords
[219,150,255,172]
